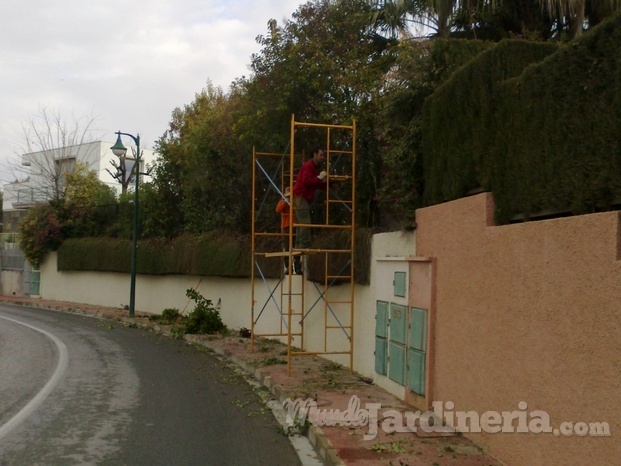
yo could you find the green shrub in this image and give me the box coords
[183,288,226,335]
[149,308,181,326]
[19,203,64,265]
[151,308,181,325]
[161,308,181,322]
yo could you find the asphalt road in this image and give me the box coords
[0,305,301,465]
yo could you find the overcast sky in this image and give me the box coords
[0,0,306,183]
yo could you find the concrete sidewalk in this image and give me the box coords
[0,296,501,466]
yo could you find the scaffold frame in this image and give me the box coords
[251,115,356,374]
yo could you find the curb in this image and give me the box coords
[3,300,344,466]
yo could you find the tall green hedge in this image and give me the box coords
[491,14,621,223]
[423,39,559,205]
[57,233,251,277]
[422,13,621,223]
[426,39,497,86]
[57,228,375,284]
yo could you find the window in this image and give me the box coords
[55,157,76,175]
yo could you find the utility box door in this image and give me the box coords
[388,303,408,385]
[390,303,407,345]
[375,337,387,375]
[388,342,406,385]
[393,271,407,297]
[409,307,427,351]
[407,307,428,396]
[408,348,425,395]
[376,301,389,338]
[375,301,389,375]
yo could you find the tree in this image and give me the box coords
[367,0,457,38]
[149,1,396,235]
[366,0,620,41]
[18,203,63,265]
[231,0,395,226]
[59,165,116,239]
[153,82,252,235]
[238,0,394,146]
[366,0,510,38]
[541,0,620,40]
[64,164,117,209]
[105,146,143,194]
[373,39,493,226]
[18,164,117,264]
[9,106,100,202]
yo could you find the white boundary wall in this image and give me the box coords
[37,231,415,383]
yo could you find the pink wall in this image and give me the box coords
[416,193,620,465]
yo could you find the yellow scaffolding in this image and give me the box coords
[251,115,356,374]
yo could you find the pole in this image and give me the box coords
[111,131,141,318]
[127,134,140,318]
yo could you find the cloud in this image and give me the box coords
[0,0,303,182]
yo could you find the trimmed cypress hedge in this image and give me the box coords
[422,13,621,224]
[492,14,621,223]
[423,39,559,205]
[57,228,376,284]
[57,233,251,277]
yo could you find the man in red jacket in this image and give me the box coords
[292,147,327,249]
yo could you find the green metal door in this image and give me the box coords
[30,268,40,296]
[375,337,387,375]
[407,307,427,395]
[375,301,389,375]
[388,303,408,385]
[390,303,407,344]
[393,271,407,297]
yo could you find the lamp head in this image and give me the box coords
[110,133,127,157]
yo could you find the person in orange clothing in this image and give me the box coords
[276,186,301,274]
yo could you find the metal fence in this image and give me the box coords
[1,247,25,271]
[0,241,38,296]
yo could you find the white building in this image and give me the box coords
[2,141,157,232]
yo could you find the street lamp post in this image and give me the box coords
[111,131,141,317]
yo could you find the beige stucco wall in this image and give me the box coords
[31,199,621,463]
[37,231,416,382]
[415,193,621,465]
[38,263,294,335]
